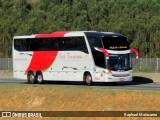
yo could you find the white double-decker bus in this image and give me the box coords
[13,31,139,85]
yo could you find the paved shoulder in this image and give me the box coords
[0,78,160,91]
[0,78,27,84]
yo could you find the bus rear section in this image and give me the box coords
[13,32,94,84]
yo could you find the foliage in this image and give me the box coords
[0,0,160,57]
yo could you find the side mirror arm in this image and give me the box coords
[130,48,139,59]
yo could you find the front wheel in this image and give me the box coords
[27,72,36,84]
[84,73,92,86]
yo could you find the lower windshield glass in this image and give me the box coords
[107,54,132,71]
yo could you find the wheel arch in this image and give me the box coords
[27,70,34,75]
[83,71,93,85]
[35,70,42,76]
[83,71,91,77]
[83,71,93,80]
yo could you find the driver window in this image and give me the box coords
[87,36,106,68]
[87,36,103,49]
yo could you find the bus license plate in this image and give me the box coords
[120,77,124,81]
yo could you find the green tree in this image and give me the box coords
[1,0,160,57]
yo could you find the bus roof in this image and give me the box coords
[13,31,125,39]
[84,32,125,38]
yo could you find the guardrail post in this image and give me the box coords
[8,58,9,71]
[140,58,142,71]
[157,58,159,72]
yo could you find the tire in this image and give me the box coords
[36,72,44,84]
[27,72,36,84]
[84,72,92,86]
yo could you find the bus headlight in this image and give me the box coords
[106,70,112,75]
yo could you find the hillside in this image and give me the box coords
[0,0,160,57]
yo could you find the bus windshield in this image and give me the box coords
[107,54,132,71]
[102,37,129,50]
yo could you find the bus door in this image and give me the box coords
[92,50,106,81]
[86,35,106,81]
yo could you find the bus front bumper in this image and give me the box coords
[105,75,133,82]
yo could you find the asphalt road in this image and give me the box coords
[0,78,160,91]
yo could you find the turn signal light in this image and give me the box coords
[107,70,112,75]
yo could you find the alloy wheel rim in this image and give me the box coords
[37,75,43,82]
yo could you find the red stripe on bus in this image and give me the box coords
[25,51,58,74]
[35,32,68,38]
[97,48,109,59]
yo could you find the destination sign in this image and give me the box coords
[109,46,128,49]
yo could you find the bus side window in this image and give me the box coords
[14,39,28,51]
[75,37,88,53]
[60,37,88,53]
[30,39,39,51]
[53,40,60,50]
[14,39,21,51]
[88,36,103,49]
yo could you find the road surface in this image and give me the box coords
[0,78,160,91]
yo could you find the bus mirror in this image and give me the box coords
[94,47,109,59]
[130,48,139,59]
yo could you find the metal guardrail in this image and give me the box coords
[0,58,13,70]
[0,58,160,72]
[132,58,160,72]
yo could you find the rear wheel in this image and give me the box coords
[27,72,36,84]
[84,73,92,86]
[36,72,44,84]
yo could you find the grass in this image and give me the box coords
[0,71,160,119]
[0,70,13,78]
[0,84,160,120]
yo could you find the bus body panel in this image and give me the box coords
[13,31,135,83]
[42,51,92,81]
[105,70,133,82]
[13,51,93,81]
[13,51,33,79]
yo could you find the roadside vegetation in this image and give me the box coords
[0,0,160,58]
[0,84,160,119]
[0,84,160,120]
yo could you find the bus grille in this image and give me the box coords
[112,74,130,77]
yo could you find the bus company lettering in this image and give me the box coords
[95,77,101,80]
[15,58,28,61]
[110,46,127,49]
[58,54,83,59]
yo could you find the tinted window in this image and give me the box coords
[60,37,88,52]
[14,37,88,53]
[14,39,31,51]
[86,35,105,68]
[107,54,132,71]
[14,38,58,51]
[87,36,103,49]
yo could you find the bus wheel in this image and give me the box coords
[36,72,44,84]
[84,73,92,86]
[27,72,36,84]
